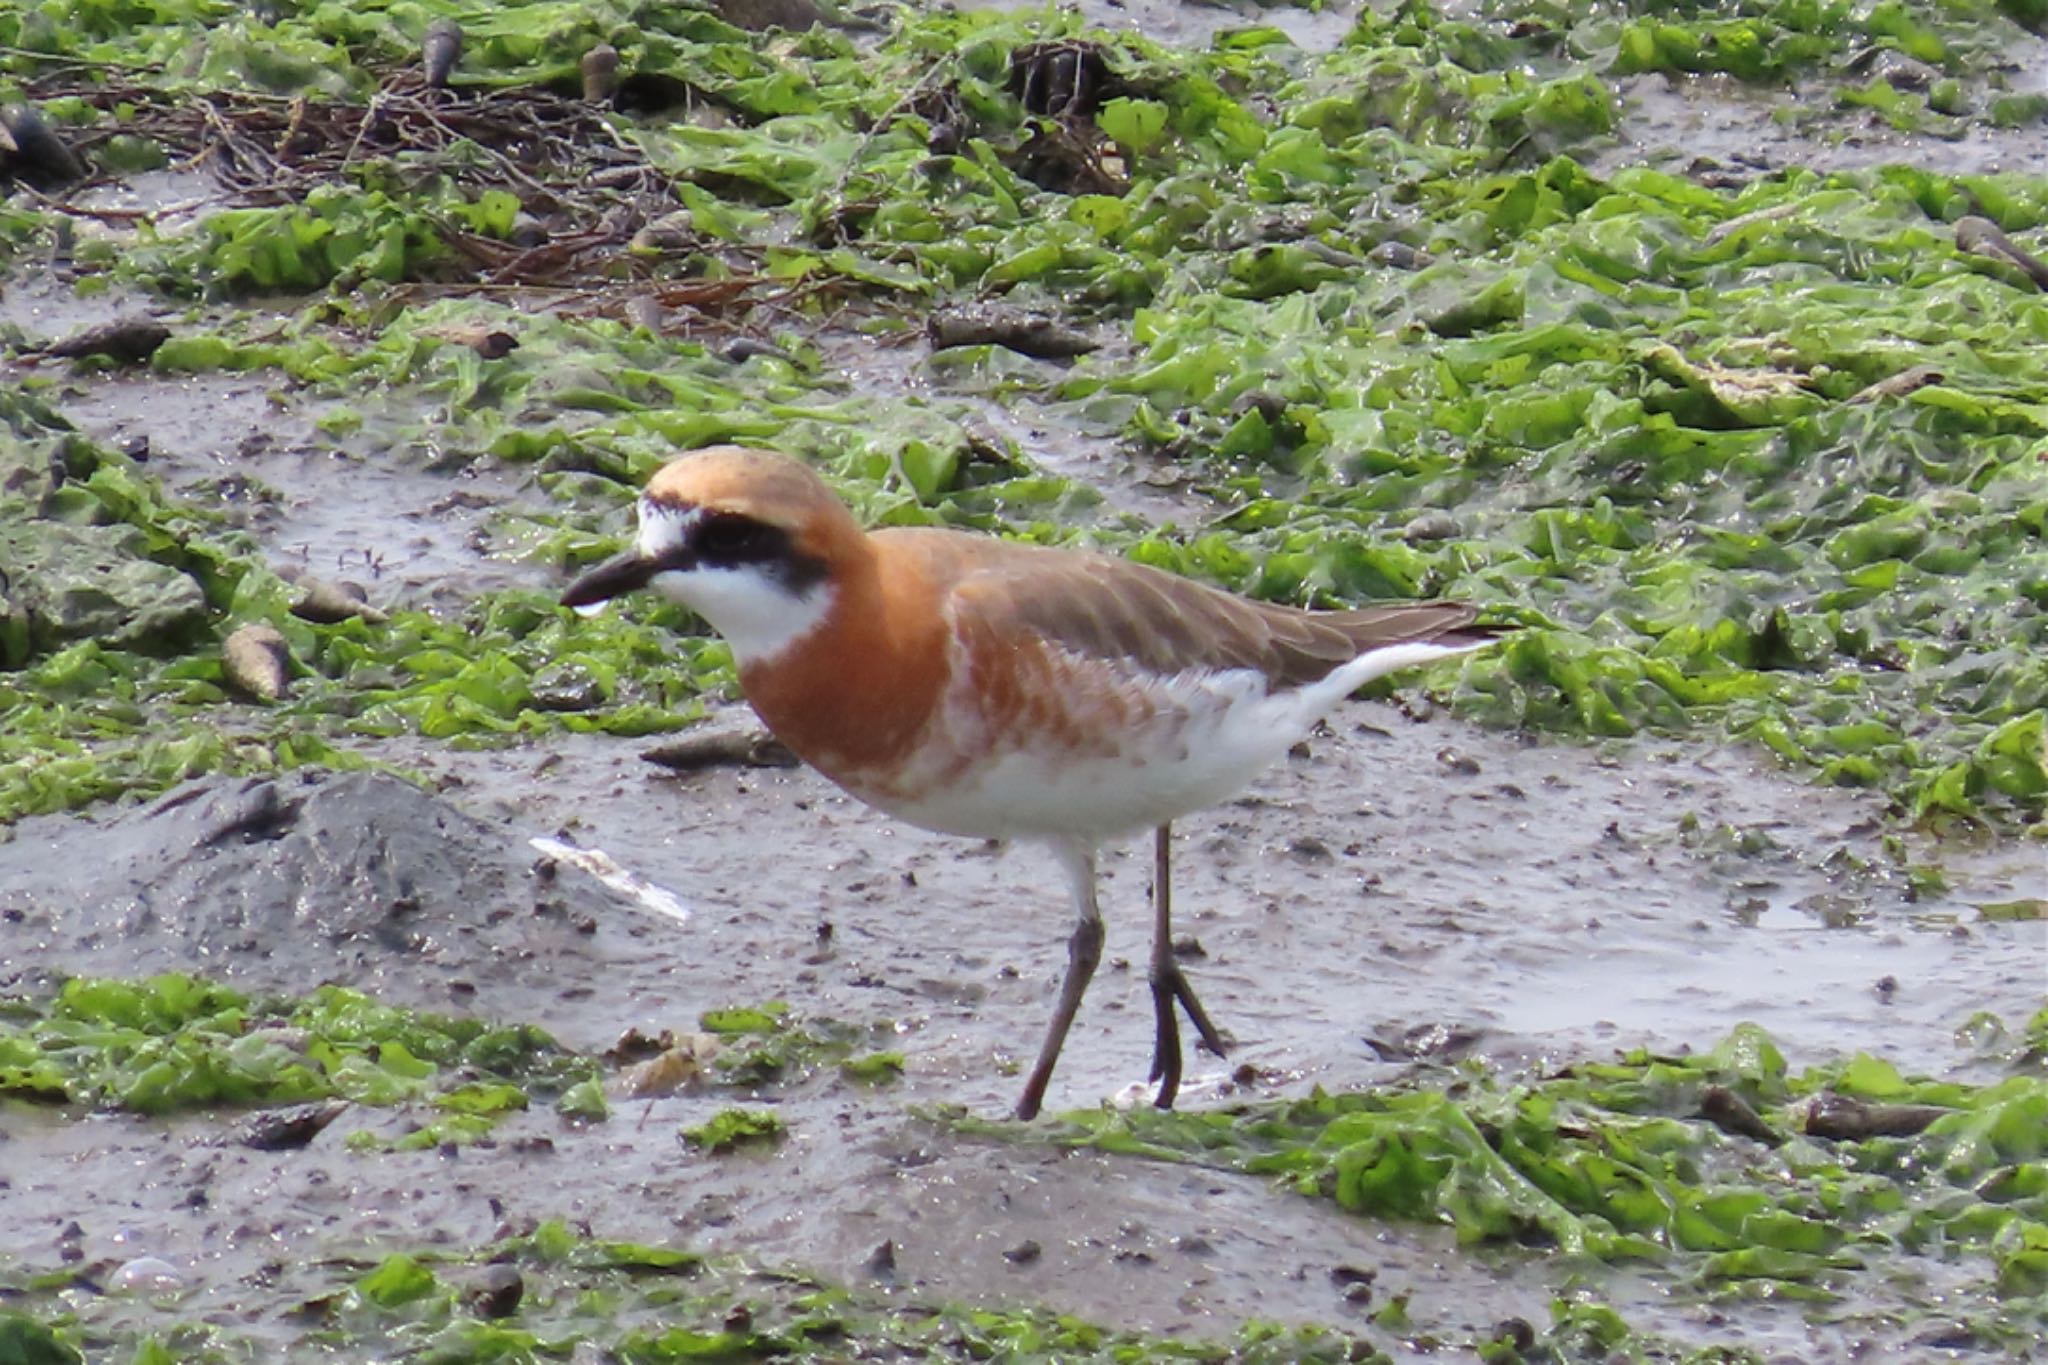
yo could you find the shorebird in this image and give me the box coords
[562,446,1506,1119]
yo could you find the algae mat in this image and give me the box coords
[1,0,2045,1360]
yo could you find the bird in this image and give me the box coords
[561,446,1509,1120]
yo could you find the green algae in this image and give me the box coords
[679,1104,785,1152]
[0,1213,1972,1363]
[1019,1016,2048,1349]
[0,2,2039,831]
[0,973,595,1127]
[0,1218,1393,1364]
[0,389,729,822]
[694,997,902,1089]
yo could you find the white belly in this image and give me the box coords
[830,640,1478,847]
[878,667,1309,842]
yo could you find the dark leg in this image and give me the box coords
[1016,842,1104,1121]
[1148,822,1228,1111]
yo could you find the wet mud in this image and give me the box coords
[3,688,2041,1358]
[2,6,2046,1362]
[5,709,2042,1355]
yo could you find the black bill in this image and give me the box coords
[561,549,661,609]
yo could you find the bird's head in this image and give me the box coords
[562,446,860,666]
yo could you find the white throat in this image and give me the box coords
[648,566,834,666]
[638,499,835,667]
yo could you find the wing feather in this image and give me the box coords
[939,542,1499,688]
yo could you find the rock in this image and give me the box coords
[582,44,621,104]
[288,576,387,624]
[640,729,797,772]
[237,1100,348,1151]
[528,661,604,712]
[223,622,291,700]
[42,317,172,364]
[0,519,208,651]
[468,1263,524,1318]
[630,212,699,254]
[422,19,463,89]
[0,103,85,183]
[1402,510,1459,542]
[927,305,1098,359]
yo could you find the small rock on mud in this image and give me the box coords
[237,1100,349,1151]
[927,306,1098,359]
[863,1239,896,1281]
[1804,1092,1951,1140]
[288,575,386,624]
[641,730,798,772]
[40,317,172,364]
[223,622,292,700]
[468,1263,524,1318]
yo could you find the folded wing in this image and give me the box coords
[947,545,1502,690]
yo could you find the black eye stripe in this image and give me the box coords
[680,511,829,596]
[694,512,778,559]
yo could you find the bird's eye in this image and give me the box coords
[696,515,770,560]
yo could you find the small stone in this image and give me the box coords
[1368,240,1431,271]
[238,1100,348,1151]
[631,211,698,253]
[422,19,464,88]
[1490,1318,1535,1352]
[582,44,621,104]
[1401,509,1458,542]
[290,576,386,624]
[863,1238,896,1280]
[44,317,171,364]
[509,214,549,249]
[1002,1239,1042,1264]
[223,622,292,701]
[1435,747,1481,775]
[468,1263,524,1318]
[529,661,604,712]
[1287,835,1333,861]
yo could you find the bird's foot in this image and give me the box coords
[1147,962,1230,1110]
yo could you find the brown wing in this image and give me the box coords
[936,538,1502,689]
